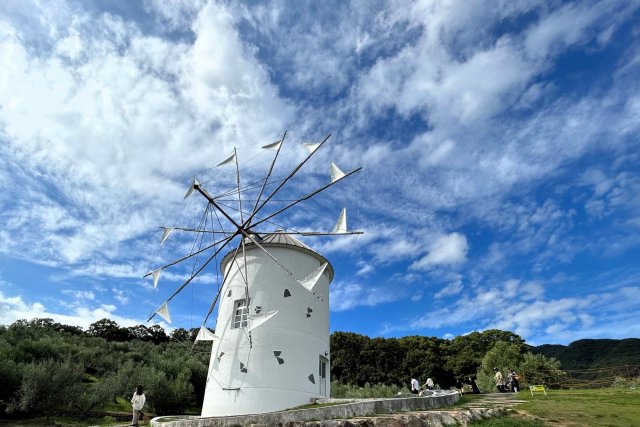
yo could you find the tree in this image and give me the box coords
[128,325,153,341]
[147,325,169,344]
[17,358,85,417]
[87,319,132,341]
[476,341,525,392]
[518,352,566,389]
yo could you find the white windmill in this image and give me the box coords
[144,132,362,416]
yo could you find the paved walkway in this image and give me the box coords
[463,392,528,409]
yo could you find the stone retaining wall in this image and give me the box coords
[151,391,460,427]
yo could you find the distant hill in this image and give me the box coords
[533,338,640,369]
[532,338,640,384]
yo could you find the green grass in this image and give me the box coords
[468,418,546,426]
[101,395,131,412]
[518,388,640,426]
[469,388,640,426]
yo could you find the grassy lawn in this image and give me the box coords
[470,388,640,426]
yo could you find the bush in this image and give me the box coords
[330,381,403,398]
[612,376,640,389]
[518,352,565,388]
[17,358,85,416]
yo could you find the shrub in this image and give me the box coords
[17,358,85,416]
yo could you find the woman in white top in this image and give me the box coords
[130,384,146,426]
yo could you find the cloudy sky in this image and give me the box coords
[1,0,639,346]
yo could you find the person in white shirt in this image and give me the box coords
[425,377,434,390]
[494,368,505,392]
[410,378,420,394]
[130,384,146,426]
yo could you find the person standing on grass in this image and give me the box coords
[130,384,146,426]
[494,368,504,392]
[508,368,520,393]
[410,378,420,394]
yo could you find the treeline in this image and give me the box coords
[330,330,527,388]
[0,318,210,420]
[0,318,570,421]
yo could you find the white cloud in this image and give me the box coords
[410,232,468,270]
[0,289,143,329]
[61,289,95,301]
[434,280,463,299]
[0,0,293,271]
[330,281,401,312]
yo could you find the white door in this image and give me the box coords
[319,356,328,396]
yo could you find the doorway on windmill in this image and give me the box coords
[319,355,328,397]
[232,299,248,328]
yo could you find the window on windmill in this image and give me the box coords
[232,299,248,329]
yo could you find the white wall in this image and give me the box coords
[201,244,331,416]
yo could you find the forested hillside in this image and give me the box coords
[533,338,640,369]
[532,338,640,385]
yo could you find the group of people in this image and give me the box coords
[494,367,519,393]
[410,376,435,394]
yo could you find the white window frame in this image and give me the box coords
[232,299,248,329]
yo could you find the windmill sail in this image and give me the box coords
[332,208,347,233]
[248,310,278,332]
[303,143,320,154]
[330,162,346,183]
[155,301,171,323]
[217,152,236,167]
[195,326,218,341]
[184,178,200,199]
[262,140,282,150]
[152,269,161,289]
[299,263,328,291]
[160,227,174,245]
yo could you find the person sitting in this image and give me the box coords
[424,377,434,390]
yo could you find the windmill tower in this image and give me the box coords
[201,232,333,416]
[145,132,360,417]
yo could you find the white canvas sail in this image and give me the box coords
[184,178,200,199]
[248,310,278,332]
[160,227,174,245]
[156,301,171,323]
[332,208,347,233]
[299,263,328,292]
[330,162,346,183]
[217,152,236,167]
[195,326,218,341]
[262,140,282,150]
[152,269,161,289]
[303,143,320,154]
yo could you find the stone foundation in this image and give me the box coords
[151,391,464,427]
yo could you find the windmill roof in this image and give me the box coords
[220,230,334,282]
[259,230,313,249]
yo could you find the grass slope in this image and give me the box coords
[470,388,640,426]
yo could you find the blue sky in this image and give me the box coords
[1,0,639,346]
